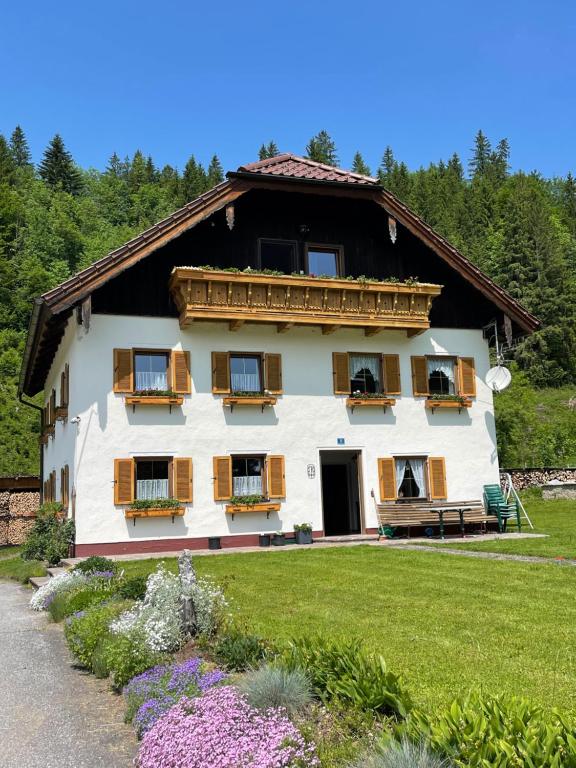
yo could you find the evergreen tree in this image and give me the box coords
[181,155,208,203]
[468,130,492,178]
[258,141,280,160]
[38,135,83,195]
[128,150,149,191]
[351,151,371,176]
[207,155,224,187]
[9,126,32,168]
[560,172,576,237]
[0,136,16,185]
[305,130,338,165]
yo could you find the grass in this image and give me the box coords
[0,551,46,583]
[119,539,576,712]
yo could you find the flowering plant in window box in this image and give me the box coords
[425,394,472,411]
[225,495,280,519]
[125,497,184,519]
[346,391,396,411]
[223,390,277,411]
[125,389,184,409]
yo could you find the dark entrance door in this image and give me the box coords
[321,452,361,536]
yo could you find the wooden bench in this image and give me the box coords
[377,500,499,539]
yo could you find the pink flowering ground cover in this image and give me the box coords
[137,685,319,768]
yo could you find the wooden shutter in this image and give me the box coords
[264,353,283,393]
[382,354,401,395]
[213,456,232,500]
[332,352,349,394]
[429,457,447,499]
[267,455,286,498]
[50,390,56,425]
[60,364,69,408]
[113,349,133,393]
[411,356,429,396]
[172,351,191,394]
[378,458,397,501]
[212,352,231,394]
[61,465,69,508]
[458,357,476,397]
[174,458,193,502]
[114,458,134,504]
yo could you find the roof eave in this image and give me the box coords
[19,298,49,397]
[227,170,382,191]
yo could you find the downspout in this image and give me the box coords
[18,393,44,504]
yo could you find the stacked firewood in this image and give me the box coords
[503,468,576,491]
[0,490,40,545]
[0,491,10,546]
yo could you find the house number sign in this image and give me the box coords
[307,464,316,479]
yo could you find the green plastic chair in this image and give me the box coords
[483,485,521,532]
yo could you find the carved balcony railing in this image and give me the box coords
[169,268,442,335]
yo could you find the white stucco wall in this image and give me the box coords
[42,314,499,546]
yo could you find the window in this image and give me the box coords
[230,354,262,393]
[135,458,170,500]
[232,456,264,496]
[134,352,170,392]
[349,354,382,394]
[396,458,427,499]
[259,239,297,273]
[427,357,456,395]
[305,245,342,277]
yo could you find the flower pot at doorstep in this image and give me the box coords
[271,533,286,546]
[295,530,313,545]
[208,536,221,550]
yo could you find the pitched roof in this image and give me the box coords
[237,153,379,185]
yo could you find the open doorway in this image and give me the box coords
[320,451,363,536]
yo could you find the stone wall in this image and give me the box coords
[502,468,576,491]
[0,487,39,546]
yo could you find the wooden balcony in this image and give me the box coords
[169,268,442,335]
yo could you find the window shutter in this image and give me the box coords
[382,354,401,395]
[64,465,69,508]
[60,468,65,504]
[213,456,232,500]
[172,351,191,394]
[114,458,134,504]
[429,457,447,499]
[267,455,286,498]
[264,353,283,394]
[60,364,69,408]
[458,357,476,397]
[50,390,56,425]
[174,457,193,502]
[61,465,69,508]
[411,356,429,396]
[212,352,231,394]
[332,352,349,394]
[113,349,133,393]
[378,458,397,501]
[64,364,69,407]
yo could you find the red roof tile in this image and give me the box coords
[237,154,379,185]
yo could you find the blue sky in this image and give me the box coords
[1,1,574,177]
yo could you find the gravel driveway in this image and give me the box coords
[0,582,137,768]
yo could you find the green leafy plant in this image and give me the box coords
[21,503,74,565]
[132,389,177,397]
[426,394,469,404]
[48,582,115,622]
[281,636,412,717]
[351,738,453,768]
[72,555,118,575]
[350,391,387,399]
[229,390,266,398]
[64,599,133,669]
[398,690,576,767]
[294,523,313,533]
[102,630,166,691]
[128,497,182,510]
[213,625,269,671]
[229,495,266,506]
[239,664,313,716]
[117,575,148,600]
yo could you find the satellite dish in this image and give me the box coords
[485,366,512,393]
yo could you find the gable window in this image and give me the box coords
[349,354,382,395]
[396,458,427,499]
[135,458,170,500]
[134,351,170,392]
[232,455,264,496]
[259,239,297,274]
[427,357,455,396]
[305,245,342,277]
[230,354,262,393]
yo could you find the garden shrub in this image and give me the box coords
[21,503,75,565]
[124,657,226,737]
[213,625,268,671]
[137,685,319,768]
[48,573,119,622]
[64,598,132,668]
[350,739,453,768]
[103,629,166,691]
[281,636,412,718]
[90,638,110,678]
[239,663,312,716]
[72,556,118,576]
[398,690,576,767]
[117,575,148,601]
[183,575,228,637]
[30,570,87,611]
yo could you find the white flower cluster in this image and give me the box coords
[30,570,88,611]
[184,577,228,637]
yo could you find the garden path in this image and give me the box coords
[0,582,137,768]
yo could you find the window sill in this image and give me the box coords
[223,396,277,412]
[346,397,396,412]
[225,501,281,519]
[125,506,185,519]
[425,398,472,412]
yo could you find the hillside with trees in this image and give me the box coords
[0,128,574,474]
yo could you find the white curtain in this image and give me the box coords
[136,479,169,500]
[427,358,455,393]
[232,475,263,496]
[230,372,260,392]
[135,371,168,391]
[408,459,426,498]
[350,355,381,386]
[395,458,407,493]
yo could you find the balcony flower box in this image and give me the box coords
[125,506,185,519]
[222,393,277,412]
[125,391,184,412]
[346,396,396,412]
[225,501,281,520]
[426,396,472,413]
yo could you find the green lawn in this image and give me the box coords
[0,546,46,582]
[121,543,576,712]
[424,498,576,559]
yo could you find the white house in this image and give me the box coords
[19,154,538,555]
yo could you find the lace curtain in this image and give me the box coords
[349,355,381,388]
[136,479,169,500]
[135,371,168,391]
[427,358,455,393]
[230,372,260,392]
[232,475,263,496]
[408,459,426,497]
[395,458,407,492]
